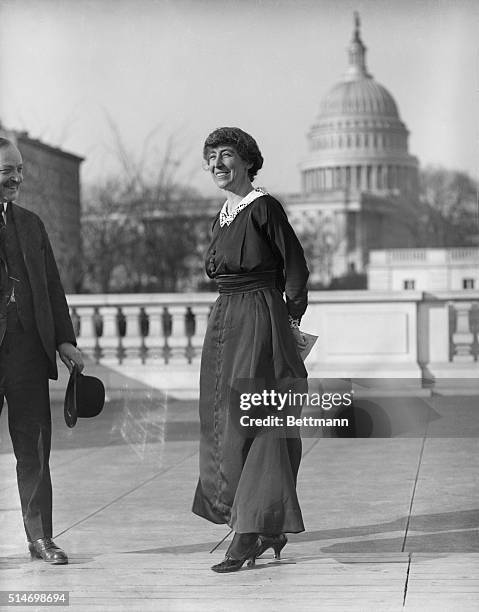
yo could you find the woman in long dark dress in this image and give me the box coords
[192,127,309,572]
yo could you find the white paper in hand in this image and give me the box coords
[300,332,318,360]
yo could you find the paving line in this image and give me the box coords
[54,448,198,538]
[401,428,430,551]
[302,437,320,458]
[402,553,412,608]
[401,406,435,608]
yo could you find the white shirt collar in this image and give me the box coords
[219,187,268,227]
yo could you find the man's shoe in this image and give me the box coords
[28,538,68,565]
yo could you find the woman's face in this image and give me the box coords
[206,145,252,192]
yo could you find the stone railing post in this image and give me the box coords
[144,305,164,362]
[417,298,449,369]
[168,305,188,361]
[452,302,474,361]
[122,305,142,363]
[98,306,120,363]
[76,306,97,361]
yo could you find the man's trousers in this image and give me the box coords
[0,318,52,542]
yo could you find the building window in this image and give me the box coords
[463,278,475,289]
[403,279,415,290]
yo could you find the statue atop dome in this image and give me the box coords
[354,11,360,35]
[345,11,371,81]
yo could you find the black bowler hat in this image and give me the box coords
[64,365,105,428]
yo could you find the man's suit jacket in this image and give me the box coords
[8,203,76,380]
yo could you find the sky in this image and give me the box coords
[0,0,477,197]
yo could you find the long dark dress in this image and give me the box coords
[192,192,309,535]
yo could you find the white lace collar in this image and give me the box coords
[219,187,268,227]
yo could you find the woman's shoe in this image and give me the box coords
[252,534,288,561]
[211,533,260,573]
[272,534,287,559]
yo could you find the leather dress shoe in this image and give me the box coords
[254,534,288,560]
[28,538,68,565]
[211,533,260,573]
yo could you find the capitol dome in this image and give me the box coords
[319,79,399,119]
[301,14,418,198]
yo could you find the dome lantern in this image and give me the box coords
[345,12,371,81]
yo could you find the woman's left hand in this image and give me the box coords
[291,326,307,352]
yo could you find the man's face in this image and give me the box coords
[0,144,23,203]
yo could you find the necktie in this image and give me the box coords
[0,205,6,248]
[0,209,7,298]
[2,201,10,225]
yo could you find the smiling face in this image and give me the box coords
[206,145,252,193]
[0,143,23,203]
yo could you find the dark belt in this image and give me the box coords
[216,270,279,295]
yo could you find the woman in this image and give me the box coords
[192,127,309,572]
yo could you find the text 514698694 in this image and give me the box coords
[0,591,69,607]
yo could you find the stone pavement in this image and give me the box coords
[0,367,478,612]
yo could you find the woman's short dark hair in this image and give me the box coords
[203,127,264,182]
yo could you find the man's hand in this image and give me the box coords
[58,342,84,374]
[291,326,307,352]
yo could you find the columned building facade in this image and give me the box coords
[287,15,419,285]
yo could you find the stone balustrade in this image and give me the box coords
[369,247,479,265]
[66,291,479,380]
[68,293,213,367]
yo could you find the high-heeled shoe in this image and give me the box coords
[251,534,288,561]
[211,533,261,573]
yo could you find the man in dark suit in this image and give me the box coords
[0,137,84,564]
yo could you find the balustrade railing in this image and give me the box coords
[67,292,479,369]
[68,294,214,365]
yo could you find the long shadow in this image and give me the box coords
[291,508,479,541]
[124,508,479,557]
[4,510,474,568]
[319,529,479,554]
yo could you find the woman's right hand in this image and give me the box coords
[291,326,307,353]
